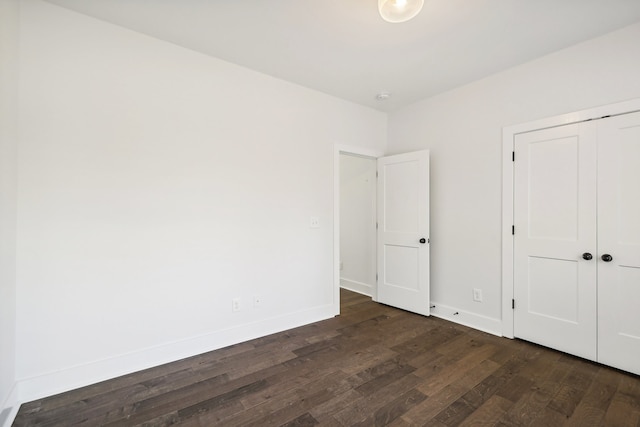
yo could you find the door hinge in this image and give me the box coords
[512,225,515,235]
[512,299,515,309]
[512,151,515,162]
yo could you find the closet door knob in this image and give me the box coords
[582,252,593,260]
[601,254,613,262]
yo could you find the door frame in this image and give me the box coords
[501,98,640,338]
[333,144,385,315]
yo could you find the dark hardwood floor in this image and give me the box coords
[14,289,640,426]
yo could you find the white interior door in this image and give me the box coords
[377,150,430,316]
[513,122,598,361]
[597,111,640,375]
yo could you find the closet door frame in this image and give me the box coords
[501,98,640,338]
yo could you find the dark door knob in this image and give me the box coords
[419,238,427,244]
[601,254,613,262]
[582,252,593,260]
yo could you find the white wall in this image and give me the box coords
[11,0,640,415]
[15,0,386,401]
[339,154,376,296]
[387,22,640,333]
[0,0,19,424]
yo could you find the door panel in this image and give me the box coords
[527,136,580,241]
[513,122,597,361]
[384,245,419,291]
[597,111,640,375]
[527,257,579,323]
[383,160,420,233]
[377,150,430,316]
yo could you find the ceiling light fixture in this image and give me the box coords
[378,0,424,23]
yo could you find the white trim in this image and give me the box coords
[430,302,502,337]
[333,144,384,313]
[501,126,515,338]
[340,278,373,297]
[501,97,640,339]
[16,304,334,404]
[0,382,19,427]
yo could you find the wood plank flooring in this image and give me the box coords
[14,289,640,426]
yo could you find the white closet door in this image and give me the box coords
[597,111,640,375]
[377,150,430,316]
[513,122,598,361]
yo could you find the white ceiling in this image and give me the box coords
[44,0,640,112]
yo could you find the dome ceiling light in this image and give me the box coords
[378,0,425,23]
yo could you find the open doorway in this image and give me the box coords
[333,146,430,317]
[339,153,377,297]
[333,145,383,315]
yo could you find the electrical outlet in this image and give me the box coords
[232,298,241,312]
[253,295,262,308]
[310,216,320,228]
[473,288,483,302]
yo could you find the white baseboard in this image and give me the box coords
[430,302,502,337]
[16,304,335,405]
[340,278,373,297]
[1,383,18,427]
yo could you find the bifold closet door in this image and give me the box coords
[513,122,598,361]
[597,111,640,376]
